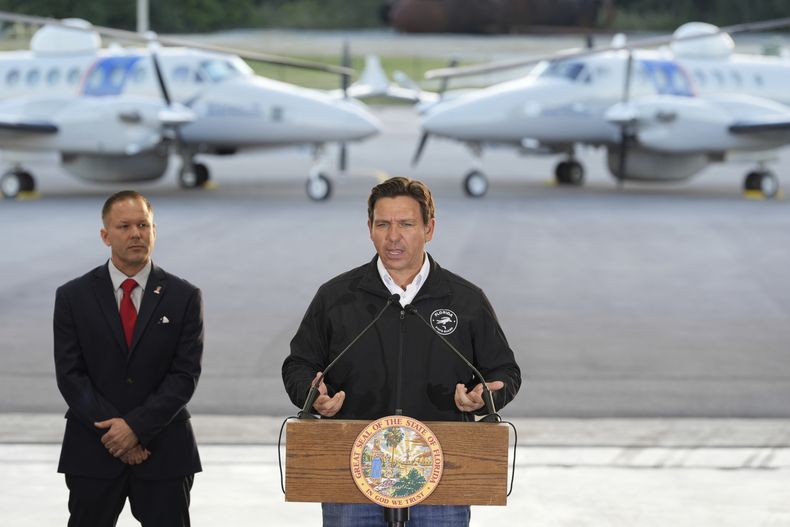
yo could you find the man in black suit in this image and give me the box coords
[54,190,204,527]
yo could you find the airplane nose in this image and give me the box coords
[335,100,381,140]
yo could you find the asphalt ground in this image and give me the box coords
[1,106,790,418]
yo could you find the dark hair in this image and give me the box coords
[367,177,435,225]
[101,190,153,224]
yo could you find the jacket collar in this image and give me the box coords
[91,261,167,356]
[359,253,452,303]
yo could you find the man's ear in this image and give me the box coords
[100,228,111,247]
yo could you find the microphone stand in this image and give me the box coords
[405,305,501,423]
[383,507,409,527]
[298,294,400,419]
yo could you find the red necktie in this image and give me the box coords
[120,278,138,348]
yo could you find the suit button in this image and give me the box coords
[126,377,134,385]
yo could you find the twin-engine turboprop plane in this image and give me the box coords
[416,20,790,198]
[0,15,380,200]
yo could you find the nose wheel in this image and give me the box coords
[306,172,332,201]
[744,170,779,198]
[463,170,488,197]
[555,160,585,186]
[1,169,36,198]
[178,162,210,188]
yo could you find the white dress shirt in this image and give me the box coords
[377,253,430,307]
[108,259,151,312]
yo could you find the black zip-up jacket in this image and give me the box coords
[282,254,521,421]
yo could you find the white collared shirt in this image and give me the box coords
[108,260,151,312]
[377,253,430,307]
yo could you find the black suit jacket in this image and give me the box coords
[54,262,203,479]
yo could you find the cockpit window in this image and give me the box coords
[198,60,244,83]
[539,61,587,82]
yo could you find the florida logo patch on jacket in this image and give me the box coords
[430,309,458,335]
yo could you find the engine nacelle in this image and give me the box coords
[606,146,708,182]
[606,95,790,154]
[61,147,169,183]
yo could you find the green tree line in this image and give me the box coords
[0,1,787,33]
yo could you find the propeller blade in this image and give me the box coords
[411,132,430,167]
[341,40,351,98]
[149,50,172,106]
[437,57,458,99]
[616,50,635,181]
[0,10,355,76]
[339,142,348,173]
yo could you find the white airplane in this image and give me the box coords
[0,15,381,200]
[415,20,790,198]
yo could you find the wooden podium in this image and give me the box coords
[285,419,510,506]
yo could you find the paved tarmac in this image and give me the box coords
[2,414,789,527]
[2,106,790,418]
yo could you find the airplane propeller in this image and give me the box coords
[411,56,458,168]
[615,49,635,184]
[338,40,352,174]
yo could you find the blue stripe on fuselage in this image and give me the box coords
[81,56,143,96]
[638,59,694,97]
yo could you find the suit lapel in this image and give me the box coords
[130,263,167,355]
[91,263,127,353]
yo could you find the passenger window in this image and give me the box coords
[6,69,20,86]
[26,69,40,86]
[694,69,706,86]
[713,70,725,87]
[46,68,60,85]
[131,66,146,84]
[67,68,81,85]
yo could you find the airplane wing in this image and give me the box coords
[0,117,58,134]
[729,116,790,133]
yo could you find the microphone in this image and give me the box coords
[404,304,501,423]
[298,293,401,419]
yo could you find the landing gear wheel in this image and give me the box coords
[744,170,779,198]
[555,160,584,185]
[306,173,332,201]
[744,171,761,191]
[463,170,488,197]
[1,170,35,198]
[179,162,210,188]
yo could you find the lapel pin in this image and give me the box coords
[159,316,170,324]
[153,286,162,295]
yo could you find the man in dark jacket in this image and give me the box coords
[282,177,520,526]
[54,190,203,527]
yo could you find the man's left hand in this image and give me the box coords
[95,417,139,458]
[455,381,505,413]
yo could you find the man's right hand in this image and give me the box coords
[119,445,151,465]
[311,371,345,417]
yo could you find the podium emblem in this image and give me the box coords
[350,415,444,508]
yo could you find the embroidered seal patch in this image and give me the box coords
[350,416,444,508]
[430,309,458,335]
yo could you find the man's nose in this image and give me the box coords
[386,225,400,241]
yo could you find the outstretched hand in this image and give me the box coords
[454,381,505,413]
[311,371,345,417]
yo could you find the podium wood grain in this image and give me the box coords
[285,419,509,505]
